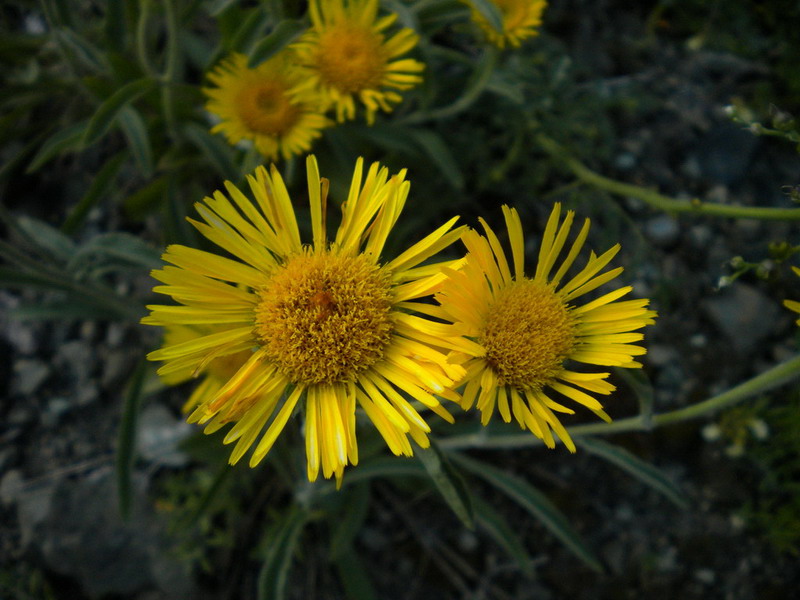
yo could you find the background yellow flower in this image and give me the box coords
[292,0,424,123]
[466,0,547,49]
[203,52,331,160]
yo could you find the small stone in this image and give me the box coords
[695,568,715,584]
[645,215,680,248]
[647,344,678,368]
[105,323,127,348]
[136,404,192,467]
[457,529,478,552]
[12,359,50,395]
[614,152,636,170]
[0,469,23,506]
[56,340,95,385]
[42,397,72,428]
[702,284,780,353]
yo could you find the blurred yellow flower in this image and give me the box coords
[466,0,547,49]
[203,52,330,160]
[158,325,253,414]
[142,156,466,484]
[784,266,800,325]
[292,0,424,124]
[435,204,656,451]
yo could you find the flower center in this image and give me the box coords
[314,26,385,93]
[253,251,394,384]
[236,81,301,136]
[480,279,576,389]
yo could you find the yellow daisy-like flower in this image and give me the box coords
[292,0,424,124]
[435,203,657,451]
[465,0,547,49]
[142,156,467,484]
[203,52,331,160]
[784,266,800,325]
[158,325,253,414]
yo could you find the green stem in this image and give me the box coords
[401,48,498,125]
[439,354,800,450]
[136,0,156,77]
[536,134,800,221]
[161,0,181,141]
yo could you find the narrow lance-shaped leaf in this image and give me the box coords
[83,78,157,147]
[119,106,154,178]
[453,453,604,572]
[329,483,371,559]
[257,507,309,600]
[117,359,147,520]
[184,122,240,182]
[407,128,465,190]
[248,20,306,67]
[27,121,88,173]
[62,151,128,235]
[415,440,475,529]
[576,436,688,509]
[334,547,380,600]
[473,496,535,577]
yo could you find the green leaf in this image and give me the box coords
[62,151,128,235]
[453,453,603,572]
[473,496,535,577]
[10,300,127,321]
[55,28,109,72]
[27,121,88,173]
[207,0,241,17]
[17,215,77,259]
[329,484,370,559]
[333,549,379,600]
[466,0,504,33]
[226,7,272,56]
[416,441,475,528]
[406,128,465,189]
[184,122,239,182]
[83,78,157,147]
[118,106,154,178]
[117,359,147,519]
[256,507,309,600]
[123,176,169,220]
[248,20,306,67]
[576,437,688,509]
[0,266,75,293]
[340,456,426,488]
[68,232,163,275]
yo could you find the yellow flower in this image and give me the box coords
[158,325,252,414]
[292,0,424,124]
[784,266,800,325]
[435,204,656,451]
[465,0,547,49]
[203,52,331,160]
[142,156,466,484]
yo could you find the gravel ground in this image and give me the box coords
[2,1,800,599]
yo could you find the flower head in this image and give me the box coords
[142,156,466,484]
[203,52,331,160]
[465,0,547,49]
[435,204,656,451]
[292,0,424,124]
[784,266,800,325]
